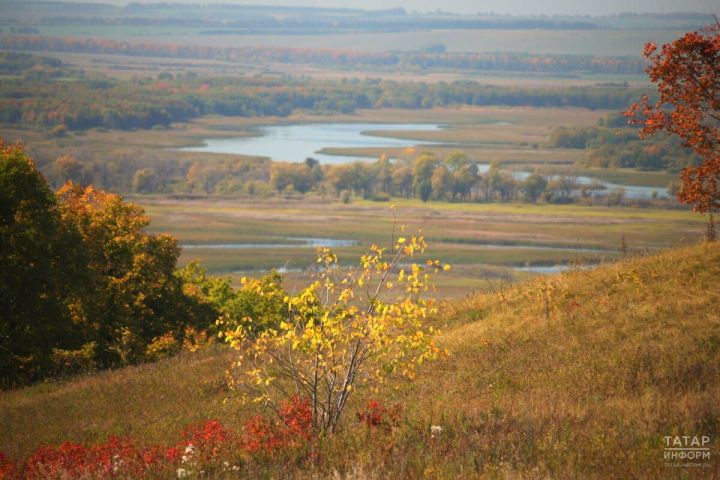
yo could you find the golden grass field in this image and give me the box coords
[133,196,705,298]
[2,241,717,478]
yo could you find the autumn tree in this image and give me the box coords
[626,20,720,239]
[0,141,85,381]
[522,173,548,203]
[1,140,222,382]
[430,165,453,200]
[57,183,208,365]
[219,234,446,433]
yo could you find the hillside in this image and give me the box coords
[2,242,719,478]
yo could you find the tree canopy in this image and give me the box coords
[626,20,720,238]
[0,141,219,383]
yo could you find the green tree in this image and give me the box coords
[522,173,548,203]
[0,141,85,382]
[412,153,438,202]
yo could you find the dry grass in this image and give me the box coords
[2,242,719,478]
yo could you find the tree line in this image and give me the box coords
[548,112,700,172]
[0,54,648,132]
[0,34,646,75]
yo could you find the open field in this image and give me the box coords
[16,26,689,57]
[138,196,704,297]
[2,242,718,477]
[21,50,652,88]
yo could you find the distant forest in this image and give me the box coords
[0,53,648,132]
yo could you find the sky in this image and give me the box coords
[83,0,720,16]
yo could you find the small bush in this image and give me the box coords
[49,343,96,376]
[356,399,403,431]
[144,333,180,362]
[50,124,68,138]
[340,189,352,203]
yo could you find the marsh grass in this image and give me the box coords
[141,197,702,298]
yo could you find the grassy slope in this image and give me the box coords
[2,242,719,477]
[400,241,720,478]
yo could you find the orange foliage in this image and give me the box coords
[626,20,720,221]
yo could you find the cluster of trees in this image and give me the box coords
[271,153,588,205]
[0,140,287,384]
[0,54,647,132]
[0,34,646,75]
[31,140,622,205]
[27,146,272,196]
[549,113,700,172]
[0,52,61,74]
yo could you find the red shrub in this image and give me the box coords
[241,395,313,453]
[24,442,90,479]
[91,436,142,476]
[163,446,181,463]
[0,452,17,480]
[182,419,230,449]
[278,395,313,443]
[13,402,314,478]
[356,399,403,430]
[181,419,233,462]
[241,414,283,453]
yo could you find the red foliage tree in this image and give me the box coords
[626,19,720,239]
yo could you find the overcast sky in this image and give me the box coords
[86,0,719,16]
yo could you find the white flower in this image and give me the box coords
[184,444,195,455]
[430,425,443,437]
[177,467,189,479]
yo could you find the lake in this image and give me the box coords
[179,123,442,164]
[181,122,668,199]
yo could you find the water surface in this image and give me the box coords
[182,237,357,249]
[179,123,441,164]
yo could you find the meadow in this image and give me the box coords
[2,242,717,477]
[4,102,699,298]
[141,197,704,297]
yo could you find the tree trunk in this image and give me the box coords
[706,212,716,242]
